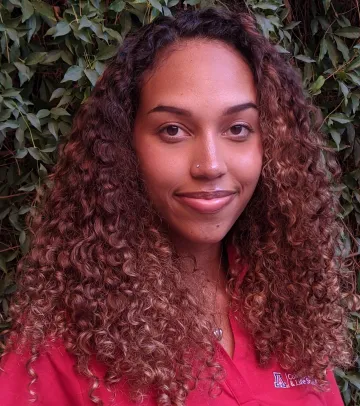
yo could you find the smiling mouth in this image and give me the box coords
[174,190,237,214]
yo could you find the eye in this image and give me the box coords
[158,125,189,141]
[160,125,180,136]
[225,124,253,139]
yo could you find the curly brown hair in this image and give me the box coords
[2,6,354,406]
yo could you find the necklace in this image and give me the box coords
[212,246,223,342]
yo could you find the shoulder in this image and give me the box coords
[0,339,85,405]
[0,339,137,406]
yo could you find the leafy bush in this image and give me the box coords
[0,0,359,403]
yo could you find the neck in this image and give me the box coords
[170,236,231,335]
[170,236,226,287]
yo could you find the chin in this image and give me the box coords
[180,227,231,245]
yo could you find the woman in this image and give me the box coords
[0,7,353,406]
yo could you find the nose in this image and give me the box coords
[190,132,227,180]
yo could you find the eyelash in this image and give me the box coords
[157,123,254,141]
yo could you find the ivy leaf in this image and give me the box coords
[334,36,349,61]
[329,113,352,124]
[0,72,13,89]
[79,16,92,30]
[36,109,50,119]
[322,0,331,13]
[149,0,162,12]
[0,109,12,121]
[311,19,319,36]
[347,56,360,72]
[28,147,42,160]
[346,374,360,390]
[26,113,41,131]
[120,11,132,37]
[347,73,360,87]
[60,50,73,65]
[53,21,71,37]
[284,21,301,30]
[48,121,58,139]
[334,27,360,39]
[319,37,327,61]
[57,95,72,108]
[309,75,325,93]
[61,66,84,82]
[255,14,274,39]
[2,89,21,98]
[50,88,66,101]
[32,0,56,21]
[50,108,70,117]
[95,61,106,75]
[275,45,290,54]
[96,45,118,61]
[104,28,122,42]
[162,6,172,16]
[45,26,56,36]
[42,50,62,64]
[0,121,19,131]
[89,23,107,40]
[21,0,34,22]
[14,62,31,80]
[339,81,349,100]
[6,28,20,46]
[354,139,360,167]
[26,14,37,42]
[84,69,99,86]
[15,148,28,159]
[109,0,126,13]
[346,123,355,146]
[295,55,316,63]
[72,27,92,44]
[25,52,47,65]
[318,16,331,32]
[325,37,339,67]
[351,94,359,115]
[330,129,341,149]
[150,7,160,22]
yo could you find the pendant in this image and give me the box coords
[213,327,223,341]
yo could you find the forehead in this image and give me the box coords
[139,39,257,109]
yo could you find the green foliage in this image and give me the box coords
[0,0,359,403]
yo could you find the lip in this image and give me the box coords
[174,190,237,214]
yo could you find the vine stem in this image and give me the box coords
[0,192,31,199]
[320,98,344,129]
[12,102,36,148]
[356,0,360,25]
[0,9,10,62]
[71,5,79,23]
[0,245,20,253]
[325,55,358,82]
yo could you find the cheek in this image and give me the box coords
[135,139,187,202]
[231,142,263,189]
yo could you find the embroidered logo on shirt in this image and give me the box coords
[273,372,317,389]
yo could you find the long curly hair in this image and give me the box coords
[2,7,354,406]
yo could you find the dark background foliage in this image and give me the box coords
[0,0,359,403]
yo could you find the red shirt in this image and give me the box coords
[0,313,343,405]
[0,246,344,405]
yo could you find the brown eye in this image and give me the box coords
[225,124,253,140]
[165,125,179,136]
[230,125,248,136]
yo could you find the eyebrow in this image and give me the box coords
[147,102,258,117]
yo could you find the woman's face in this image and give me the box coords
[133,39,262,245]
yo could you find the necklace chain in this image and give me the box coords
[213,246,223,341]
